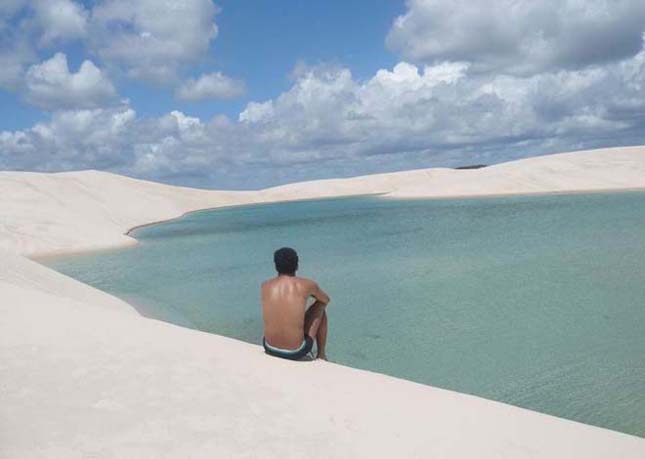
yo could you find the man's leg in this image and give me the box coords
[316,311,328,360]
[304,302,328,360]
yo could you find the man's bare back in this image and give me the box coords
[261,247,330,360]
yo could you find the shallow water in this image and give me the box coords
[46,192,645,437]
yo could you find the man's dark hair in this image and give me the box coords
[274,247,298,275]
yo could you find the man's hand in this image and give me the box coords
[310,281,330,305]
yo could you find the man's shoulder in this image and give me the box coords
[260,278,275,289]
[261,276,317,289]
[295,276,317,288]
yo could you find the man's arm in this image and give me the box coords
[309,281,330,305]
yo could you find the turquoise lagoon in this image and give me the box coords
[46,192,645,437]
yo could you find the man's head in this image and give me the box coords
[274,247,298,275]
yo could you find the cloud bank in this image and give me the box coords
[387,0,645,75]
[1,0,644,188]
[0,0,223,86]
[2,45,644,188]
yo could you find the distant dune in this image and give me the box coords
[2,146,645,457]
[388,146,645,199]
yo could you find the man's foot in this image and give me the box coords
[317,353,328,361]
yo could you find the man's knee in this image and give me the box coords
[305,303,325,334]
[307,302,326,317]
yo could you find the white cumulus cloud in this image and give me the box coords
[0,0,89,89]
[34,0,89,45]
[387,0,645,75]
[90,0,219,82]
[0,105,136,171]
[25,53,116,110]
[2,43,645,189]
[176,72,245,101]
[0,0,221,89]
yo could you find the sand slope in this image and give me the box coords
[2,146,645,457]
[2,270,644,458]
[0,170,257,257]
[1,252,136,314]
[387,145,645,198]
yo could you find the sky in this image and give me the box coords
[1,0,644,189]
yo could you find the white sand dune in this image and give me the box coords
[0,170,256,257]
[387,145,645,198]
[1,146,645,458]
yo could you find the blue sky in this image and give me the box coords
[1,0,404,128]
[1,1,644,188]
[126,0,404,120]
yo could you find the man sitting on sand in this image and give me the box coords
[261,247,330,361]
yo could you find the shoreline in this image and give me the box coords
[22,144,645,260]
[385,185,645,201]
[34,194,389,262]
[124,192,387,237]
[35,186,645,263]
[127,187,645,236]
